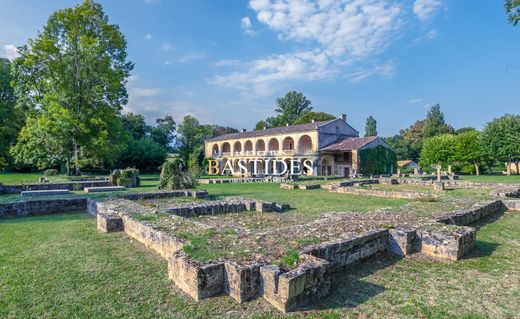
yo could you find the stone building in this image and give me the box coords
[204,114,395,177]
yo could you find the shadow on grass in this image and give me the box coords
[463,240,500,259]
[0,210,91,224]
[304,253,400,311]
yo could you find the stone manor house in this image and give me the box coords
[204,114,395,177]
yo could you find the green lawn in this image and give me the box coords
[458,174,520,184]
[1,210,519,318]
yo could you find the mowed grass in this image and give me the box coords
[200,182,408,217]
[1,210,519,318]
[458,174,520,184]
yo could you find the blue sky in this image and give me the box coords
[0,0,519,136]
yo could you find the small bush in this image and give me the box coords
[159,159,197,190]
[44,169,58,177]
[110,168,140,187]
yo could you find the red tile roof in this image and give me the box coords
[320,136,379,151]
[206,120,335,142]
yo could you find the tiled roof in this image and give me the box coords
[319,136,379,151]
[206,120,334,142]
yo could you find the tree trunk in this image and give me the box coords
[474,162,480,176]
[506,161,511,176]
[73,140,80,176]
[448,164,452,175]
[515,162,519,175]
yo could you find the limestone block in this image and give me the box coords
[433,181,445,191]
[256,201,275,213]
[388,228,420,257]
[224,262,262,303]
[168,251,225,300]
[418,224,476,261]
[97,213,123,233]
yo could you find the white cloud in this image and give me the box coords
[413,0,442,21]
[409,97,423,104]
[241,16,256,35]
[163,61,171,66]
[162,44,175,52]
[344,61,395,82]
[145,33,153,40]
[178,52,206,63]
[2,44,18,60]
[212,0,404,95]
[144,0,161,4]
[212,59,241,67]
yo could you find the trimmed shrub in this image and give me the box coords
[159,159,197,190]
[110,168,140,187]
[44,169,58,177]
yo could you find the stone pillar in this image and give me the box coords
[433,181,445,191]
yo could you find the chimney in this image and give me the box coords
[311,119,315,123]
[286,123,289,127]
[242,129,246,132]
[339,114,346,122]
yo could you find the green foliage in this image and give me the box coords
[453,130,482,174]
[480,114,520,173]
[121,112,148,140]
[151,116,176,151]
[505,0,520,25]
[358,145,397,175]
[187,152,202,177]
[422,104,454,139]
[384,135,413,160]
[275,91,312,124]
[158,159,196,190]
[276,249,300,268]
[10,0,132,173]
[43,169,58,177]
[118,137,167,172]
[0,58,23,169]
[110,168,140,187]
[364,115,377,137]
[293,111,336,125]
[419,134,456,169]
[176,115,212,164]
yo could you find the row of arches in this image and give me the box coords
[212,135,313,155]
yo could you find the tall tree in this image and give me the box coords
[453,130,482,175]
[151,115,176,151]
[275,91,312,125]
[176,115,212,164]
[399,120,425,161]
[0,58,22,169]
[364,115,377,137]
[480,114,520,175]
[10,0,133,174]
[384,135,413,160]
[422,104,454,138]
[505,0,520,25]
[121,112,149,140]
[419,134,456,171]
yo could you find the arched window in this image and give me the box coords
[268,138,279,151]
[298,135,313,154]
[222,142,231,154]
[244,140,253,152]
[282,137,294,151]
[212,144,219,155]
[256,139,266,152]
[233,141,242,153]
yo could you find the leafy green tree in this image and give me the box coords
[121,112,149,140]
[419,134,456,171]
[275,91,312,125]
[422,104,454,138]
[384,135,413,160]
[10,0,132,174]
[453,130,482,175]
[455,127,477,135]
[151,115,176,151]
[399,120,425,161]
[210,125,238,137]
[293,112,336,125]
[0,58,22,169]
[364,115,377,137]
[117,137,167,172]
[480,114,520,175]
[506,0,520,25]
[177,115,212,164]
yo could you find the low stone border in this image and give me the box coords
[332,186,438,200]
[0,180,113,194]
[91,195,514,313]
[162,198,289,217]
[280,183,321,190]
[0,198,87,218]
[199,177,288,184]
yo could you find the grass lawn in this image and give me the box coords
[1,210,519,318]
[458,174,520,184]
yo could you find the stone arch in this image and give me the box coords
[319,155,334,176]
[256,139,266,152]
[268,138,279,151]
[222,142,231,154]
[244,140,253,152]
[298,135,313,154]
[282,137,294,151]
[233,141,242,153]
[211,143,219,155]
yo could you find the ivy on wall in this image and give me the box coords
[358,145,397,175]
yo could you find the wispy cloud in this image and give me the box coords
[144,0,161,5]
[413,0,443,21]
[241,16,256,35]
[212,59,241,67]
[145,33,153,40]
[212,0,404,96]
[178,52,206,63]
[162,44,175,52]
[413,29,438,43]
[409,97,423,104]
[344,61,396,83]
[1,44,18,60]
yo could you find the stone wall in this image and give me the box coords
[332,186,437,200]
[0,180,112,194]
[0,198,87,218]
[436,200,505,226]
